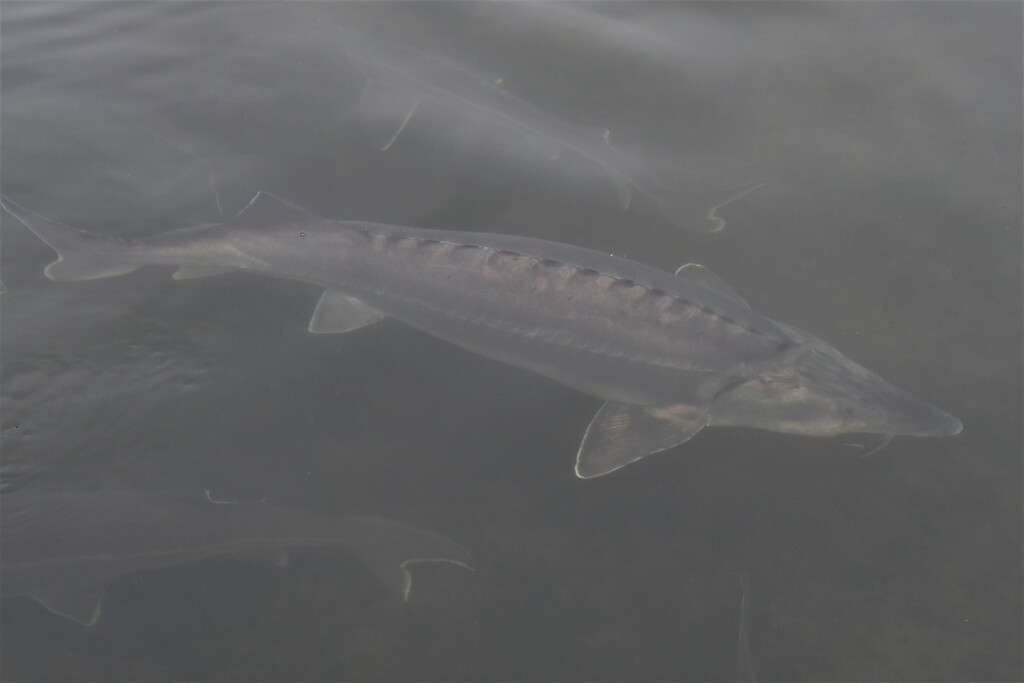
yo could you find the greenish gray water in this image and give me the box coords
[1,2,1020,680]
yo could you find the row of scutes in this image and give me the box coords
[357,225,776,341]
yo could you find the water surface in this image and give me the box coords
[1,2,1020,680]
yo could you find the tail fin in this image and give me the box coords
[0,196,141,281]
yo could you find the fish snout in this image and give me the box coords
[869,380,962,437]
[709,340,962,440]
[804,345,962,438]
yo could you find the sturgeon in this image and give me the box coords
[0,489,474,626]
[0,194,961,477]
[342,31,757,232]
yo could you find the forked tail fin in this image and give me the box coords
[0,196,140,281]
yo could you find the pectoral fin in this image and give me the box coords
[575,402,706,478]
[29,579,111,626]
[350,550,474,603]
[582,129,631,209]
[308,290,383,333]
[344,518,474,602]
[357,79,422,151]
[703,180,767,233]
[521,132,561,160]
[653,179,768,233]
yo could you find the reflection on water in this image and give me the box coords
[1,2,1020,681]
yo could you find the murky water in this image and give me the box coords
[1,2,1020,680]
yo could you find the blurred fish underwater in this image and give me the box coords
[2,193,960,481]
[0,489,473,626]
[0,1,1018,682]
[338,28,762,232]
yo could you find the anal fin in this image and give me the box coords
[357,79,422,151]
[350,548,474,603]
[29,579,110,626]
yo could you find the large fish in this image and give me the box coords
[0,489,474,626]
[0,194,961,478]
[342,31,757,232]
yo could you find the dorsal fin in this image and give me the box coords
[203,489,237,504]
[222,191,321,231]
[674,263,750,309]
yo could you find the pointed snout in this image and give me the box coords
[806,345,963,438]
[708,338,963,440]
[864,375,962,437]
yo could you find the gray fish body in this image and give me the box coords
[350,35,588,151]
[343,33,712,228]
[107,210,788,407]
[1,195,961,478]
[0,489,473,625]
[344,228,783,407]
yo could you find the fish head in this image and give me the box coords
[708,330,962,439]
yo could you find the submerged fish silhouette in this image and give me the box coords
[0,489,473,625]
[0,194,960,478]
[341,30,757,232]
